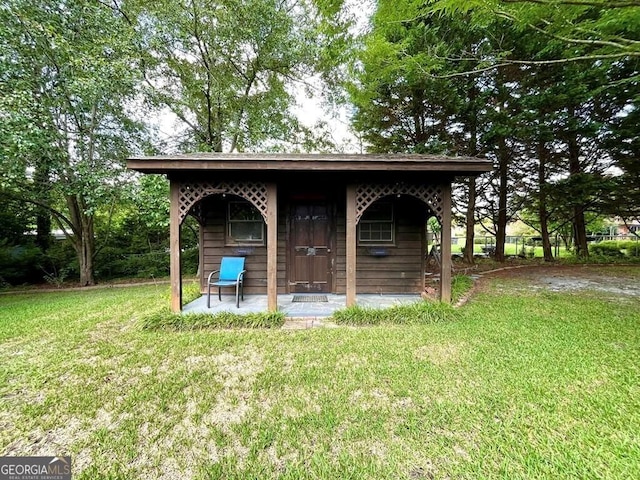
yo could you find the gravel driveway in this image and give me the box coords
[481,264,640,298]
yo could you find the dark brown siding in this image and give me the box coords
[200,191,428,296]
[200,196,267,294]
[336,196,427,294]
[200,194,288,294]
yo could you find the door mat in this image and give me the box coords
[292,295,328,303]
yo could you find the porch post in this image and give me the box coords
[198,223,204,288]
[266,183,278,311]
[346,184,357,306]
[440,182,452,303]
[169,179,182,312]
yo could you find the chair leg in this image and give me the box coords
[218,287,222,302]
[207,284,211,308]
[235,284,240,308]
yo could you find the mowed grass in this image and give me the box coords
[1,273,639,479]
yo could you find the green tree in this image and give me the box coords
[600,67,640,234]
[0,0,146,285]
[348,2,528,262]
[130,0,346,153]
[427,0,638,257]
[347,1,464,154]
[430,0,640,68]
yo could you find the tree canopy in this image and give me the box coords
[0,0,355,285]
[0,0,637,286]
[129,0,350,152]
[347,0,639,258]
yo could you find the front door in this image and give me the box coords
[290,203,332,293]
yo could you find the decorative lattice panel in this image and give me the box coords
[178,181,268,224]
[355,183,445,223]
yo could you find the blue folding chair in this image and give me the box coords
[206,257,246,308]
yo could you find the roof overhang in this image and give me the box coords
[126,153,493,176]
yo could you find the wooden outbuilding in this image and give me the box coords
[126,153,492,312]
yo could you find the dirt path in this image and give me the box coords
[475,264,640,298]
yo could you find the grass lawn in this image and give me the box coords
[1,269,639,479]
[451,240,572,258]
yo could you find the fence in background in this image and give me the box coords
[446,235,639,258]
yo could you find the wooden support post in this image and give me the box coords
[266,183,278,312]
[440,182,452,303]
[198,223,204,291]
[169,179,182,312]
[421,212,427,292]
[346,184,357,306]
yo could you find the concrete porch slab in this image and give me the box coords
[182,293,423,318]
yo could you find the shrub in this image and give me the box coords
[0,242,46,285]
[619,240,640,257]
[97,250,170,279]
[590,241,624,257]
[332,301,455,326]
[518,246,535,259]
[40,241,79,282]
[94,246,198,280]
[141,309,286,331]
[182,247,199,275]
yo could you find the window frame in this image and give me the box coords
[358,201,395,246]
[226,200,265,246]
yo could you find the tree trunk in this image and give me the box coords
[567,108,589,257]
[572,210,588,257]
[412,88,426,147]
[495,135,509,262]
[464,176,476,264]
[464,82,478,265]
[78,230,95,287]
[67,194,96,286]
[537,141,554,261]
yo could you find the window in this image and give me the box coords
[227,201,264,244]
[359,202,394,244]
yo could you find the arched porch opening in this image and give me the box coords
[357,194,439,296]
[169,179,277,312]
[346,181,452,306]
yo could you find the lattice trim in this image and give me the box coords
[355,183,445,223]
[178,181,268,224]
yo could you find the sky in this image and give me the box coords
[291,78,361,153]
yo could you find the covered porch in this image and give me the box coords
[126,153,492,314]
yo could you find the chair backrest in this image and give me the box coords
[218,257,245,281]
